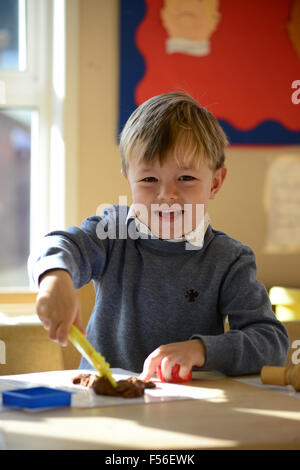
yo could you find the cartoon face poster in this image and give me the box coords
[119,0,300,144]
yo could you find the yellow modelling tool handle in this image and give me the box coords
[68,325,117,388]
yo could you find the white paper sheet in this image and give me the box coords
[0,369,225,410]
[235,375,300,399]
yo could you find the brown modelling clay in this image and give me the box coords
[72,373,156,398]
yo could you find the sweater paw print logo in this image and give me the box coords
[185,289,199,302]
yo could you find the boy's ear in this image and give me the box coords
[210,166,227,199]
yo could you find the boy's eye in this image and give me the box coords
[179,175,195,181]
[141,177,157,182]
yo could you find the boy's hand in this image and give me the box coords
[36,269,84,346]
[140,339,206,382]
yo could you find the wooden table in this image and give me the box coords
[1,373,300,450]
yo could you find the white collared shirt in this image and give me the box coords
[126,205,210,249]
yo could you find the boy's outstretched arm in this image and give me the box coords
[140,339,206,382]
[37,269,85,346]
[28,215,109,346]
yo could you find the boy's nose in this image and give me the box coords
[157,182,179,202]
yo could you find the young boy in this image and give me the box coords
[28,92,289,381]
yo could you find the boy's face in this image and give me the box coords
[124,150,226,239]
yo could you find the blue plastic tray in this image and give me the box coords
[2,386,72,409]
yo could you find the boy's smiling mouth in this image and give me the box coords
[133,203,204,239]
[153,207,185,223]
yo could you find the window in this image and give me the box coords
[0,0,79,291]
[0,0,26,71]
[0,108,35,287]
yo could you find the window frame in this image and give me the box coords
[0,0,79,297]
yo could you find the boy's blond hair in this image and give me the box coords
[119,91,228,174]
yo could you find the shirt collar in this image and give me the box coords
[126,204,210,249]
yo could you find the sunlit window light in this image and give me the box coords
[29,109,41,253]
[18,0,27,71]
[50,125,65,230]
[235,407,300,421]
[52,0,65,100]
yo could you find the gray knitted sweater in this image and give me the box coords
[29,205,289,375]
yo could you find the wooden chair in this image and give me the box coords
[269,287,300,366]
[269,286,300,321]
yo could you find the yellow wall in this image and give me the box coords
[77,0,300,326]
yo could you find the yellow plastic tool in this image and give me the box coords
[68,325,117,388]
